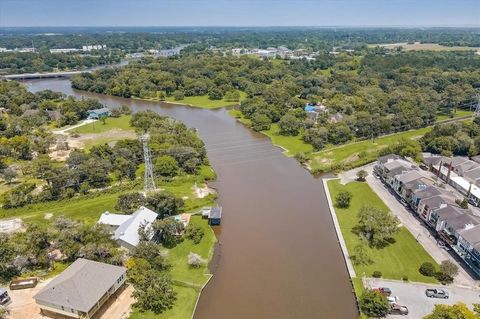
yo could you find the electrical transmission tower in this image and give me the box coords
[475,94,480,117]
[140,134,156,193]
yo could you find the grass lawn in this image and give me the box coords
[327,179,438,283]
[129,285,198,319]
[261,124,313,156]
[436,109,473,122]
[135,91,247,109]
[73,115,133,134]
[310,127,432,172]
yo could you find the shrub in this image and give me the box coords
[359,289,389,318]
[184,224,205,244]
[294,152,308,164]
[435,271,453,284]
[372,271,382,278]
[335,191,352,208]
[419,262,436,277]
[188,252,205,268]
[402,275,409,281]
[440,260,459,278]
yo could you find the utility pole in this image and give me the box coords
[141,134,156,193]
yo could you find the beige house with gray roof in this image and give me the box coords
[34,258,126,319]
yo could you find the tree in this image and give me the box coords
[146,192,184,218]
[115,192,146,214]
[99,114,107,125]
[114,157,137,182]
[359,290,390,318]
[155,156,179,178]
[419,262,436,277]
[131,241,169,271]
[224,90,240,102]
[127,258,176,314]
[152,218,184,247]
[208,88,223,100]
[188,252,205,268]
[173,91,184,101]
[335,191,352,208]
[352,244,372,266]
[440,260,459,278]
[424,303,478,319]
[356,170,368,182]
[2,167,17,183]
[251,113,272,132]
[184,223,204,244]
[356,205,400,247]
[278,114,302,136]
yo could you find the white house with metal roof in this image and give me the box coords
[34,258,126,319]
[98,206,158,250]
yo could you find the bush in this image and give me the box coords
[335,191,352,208]
[419,262,436,277]
[440,260,459,278]
[372,271,382,278]
[188,252,205,268]
[294,152,308,164]
[251,113,272,132]
[359,289,390,318]
[435,271,453,284]
[184,224,205,244]
[402,275,409,281]
[174,91,185,101]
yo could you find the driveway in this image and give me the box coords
[365,278,480,319]
[365,167,478,287]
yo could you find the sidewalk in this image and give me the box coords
[365,166,478,288]
[322,178,356,278]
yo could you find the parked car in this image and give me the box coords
[437,240,451,251]
[426,288,449,299]
[400,199,408,207]
[0,288,10,305]
[387,296,399,304]
[390,304,409,315]
[372,287,392,296]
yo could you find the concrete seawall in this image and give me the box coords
[322,177,356,278]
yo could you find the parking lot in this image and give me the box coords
[366,278,480,318]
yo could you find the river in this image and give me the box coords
[24,78,358,319]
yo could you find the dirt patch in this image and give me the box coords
[193,184,216,198]
[49,130,137,160]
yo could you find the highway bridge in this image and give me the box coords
[1,70,86,80]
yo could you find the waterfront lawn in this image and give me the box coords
[72,115,133,134]
[327,179,438,283]
[261,124,313,156]
[129,285,198,319]
[310,127,432,172]
[166,92,246,109]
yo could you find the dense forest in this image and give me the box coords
[0,50,123,75]
[72,49,480,151]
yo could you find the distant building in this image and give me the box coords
[50,48,80,54]
[22,109,62,121]
[34,258,126,319]
[82,45,106,52]
[98,206,158,250]
[87,107,110,120]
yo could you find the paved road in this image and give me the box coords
[366,278,480,319]
[364,166,477,287]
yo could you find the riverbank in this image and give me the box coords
[131,90,246,109]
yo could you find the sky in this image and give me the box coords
[1,0,479,27]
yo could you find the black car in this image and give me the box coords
[0,288,10,305]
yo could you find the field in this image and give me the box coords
[327,180,438,283]
[436,109,473,122]
[309,127,431,172]
[135,91,247,109]
[368,42,480,51]
[261,124,313,156]
[72,115,133,134]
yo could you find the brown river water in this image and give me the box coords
[24,78,358,319]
